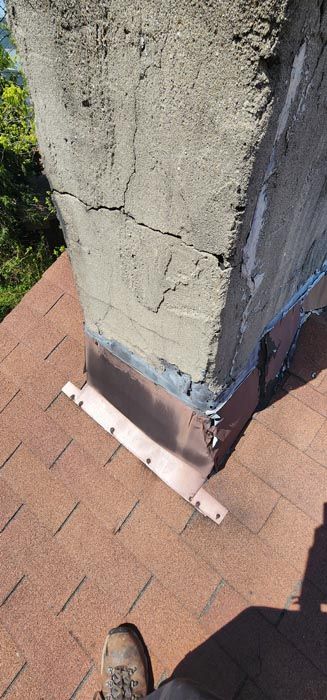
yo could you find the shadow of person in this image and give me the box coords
[171,504,327,699]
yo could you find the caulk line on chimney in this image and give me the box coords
[242,41,307,298]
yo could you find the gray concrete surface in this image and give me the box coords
[8,0,327,405]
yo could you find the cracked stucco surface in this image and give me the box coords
[54,192,228,379]
[220,0,327,385]
[8,0,327,393]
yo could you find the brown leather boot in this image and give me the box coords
[100,624,150,699]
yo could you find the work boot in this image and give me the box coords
[99,624,150,699]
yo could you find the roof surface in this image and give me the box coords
[0,253,326,699]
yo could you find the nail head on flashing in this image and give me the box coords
[146,458,151,465]
[110,427,115,434]
[195,501,200,508]
[70,394,75,400]
[78,401,83,407]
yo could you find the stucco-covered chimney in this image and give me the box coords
[9,0,327,519]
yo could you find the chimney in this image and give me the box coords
[9,0,327,521]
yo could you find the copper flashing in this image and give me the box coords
[213,368,260,467]
[263,303,301,389]
[62,380,228,524]
[85,333,215,477]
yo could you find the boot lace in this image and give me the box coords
[104,665,141,699]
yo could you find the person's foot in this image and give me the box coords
[100,624,150,699]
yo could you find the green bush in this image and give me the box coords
[0,34,59,321]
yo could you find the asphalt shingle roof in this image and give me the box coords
[0,252,326,699]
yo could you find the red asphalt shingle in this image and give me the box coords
[59,577,122,665]
[0,343,43,386]
[55,503,151,614]
[21,335,86,412]
[283,373,327,417]
[22,276,64,316]
[1,254,327,699]
[0,422,20,469]
[182,511,300,623]
[53,440,138,532]
[259,498,323,580]
[44,293,84,344]
[0,300,42,340]
[42,250,78,298]
[254,390,325,451]
[0,326,18,363]
[306,419,327,467]
[2,444,78,534]
[118,501,221,616]
[23,537,87,615]
[107,446,193,532]
[0,507,50,605]
[206,454,280,534]
[20,314,65,360]
[0,623,25,696]
[235,419,327,522]
[46,334,85,377]
[47,393,117,465]
[1,391,71,467]
[0,370,19,412]
[0,577,92,700]
[0,477,23,532]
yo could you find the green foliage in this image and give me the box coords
[0,35,59,321]
[0,237,52,320]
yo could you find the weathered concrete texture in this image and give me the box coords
[221,1,327,386]
[8,0,327,397]
[55,193,227,381]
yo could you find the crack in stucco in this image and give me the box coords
[52,188,229,267]
[122,87,137,208]
[122,10,171,211]
[154,257,201,314]
[91,296,180,345]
